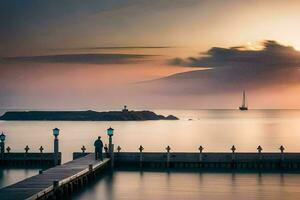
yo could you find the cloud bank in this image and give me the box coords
[170,40,300,68]
[142,40,300,96]
[1,53,153,64]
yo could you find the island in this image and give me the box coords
[0,108,178,121]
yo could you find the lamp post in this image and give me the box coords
[0,132,6,160]
[107,127,114,168]
[53,128,60,166]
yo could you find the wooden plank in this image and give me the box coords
[0,154,110,200]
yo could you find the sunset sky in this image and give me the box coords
[1,0,300,110]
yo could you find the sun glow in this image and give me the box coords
[245,41,264,51]
[293,45,300,51]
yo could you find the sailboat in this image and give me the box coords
[239,90,248,111]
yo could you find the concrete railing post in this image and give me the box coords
[257,145,263,161]
[198,146,204,162]
[89,164,93,172]
[117,146,121,153]
[104,144,108,158]
[279,145,285,161]
[6,146,10,153]
[24,145,29,165]
[25,145,30,153]
[88,164,94,181]
[39,146,44,163]
[53,180,60,196]
[53,180,59,188]
[166,145,171,168]
[139,145,144,167]
[81,145,86,154]
[231,145,236,161]
[53,128,60,166]
[39,146,44,153]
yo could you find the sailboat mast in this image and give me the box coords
[239,90,248,110]
[243,90,246,107]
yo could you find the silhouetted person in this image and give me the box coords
[94,136,103,161]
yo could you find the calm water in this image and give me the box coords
[73,171,300,200]
[0,168,38,189]
[1,109,300,198]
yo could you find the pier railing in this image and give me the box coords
[0,152,62,167]
[0,128,62,167]
[74,146,300,171]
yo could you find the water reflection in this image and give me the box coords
[0,168,38,188]
[73,171,300,200]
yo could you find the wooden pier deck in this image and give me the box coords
[0,154,110,200]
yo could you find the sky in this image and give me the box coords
[1,0,300,110]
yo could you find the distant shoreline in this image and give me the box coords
[0,110,178,121]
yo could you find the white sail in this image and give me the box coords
[242,90,246,107]
[239,90,248,110]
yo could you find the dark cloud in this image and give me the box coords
[76,46,172,50]
[170,40,300,68]
[54,46,173,51]
[145,40,300,95]
[1,53,153,64]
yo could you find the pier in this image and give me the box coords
[73,152,300,171]
[0,154,110,200]
[2,127,300,199]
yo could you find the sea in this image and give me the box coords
[1,109,300,199]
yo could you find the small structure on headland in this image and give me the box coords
[122,105,129,112]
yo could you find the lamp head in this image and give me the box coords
[0,132,6,142]
[53,128,60,138]
[107,127,114,137]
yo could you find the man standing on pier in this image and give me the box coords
[94,136,103,161]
